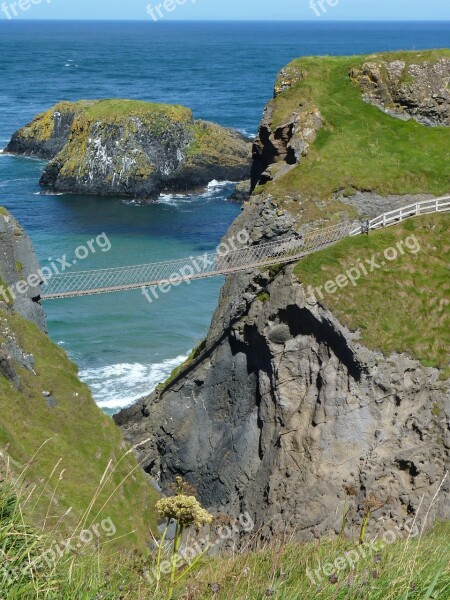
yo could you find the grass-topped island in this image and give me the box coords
[5,99,252,200]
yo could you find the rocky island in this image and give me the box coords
[5,99,252,199]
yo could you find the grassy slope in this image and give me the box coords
[262,50,450,208]
[0,307,159,550]
[295,214,450,371]
[183,523,450,600]
[2,474,448,599]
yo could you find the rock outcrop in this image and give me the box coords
[351,54,450,126]
[251,103,322,191]
[117,261,450,541]
[0,209,45,331]
[116,51,450,543]
[5,100,252,200]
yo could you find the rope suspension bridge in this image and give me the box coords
[41,196,450,300]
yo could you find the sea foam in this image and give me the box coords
[79,354,189,411]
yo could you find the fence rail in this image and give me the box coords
[349,196,450,235]
[41,195,450,300]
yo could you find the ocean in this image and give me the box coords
[0,20,448,414]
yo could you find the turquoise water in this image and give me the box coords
[1,21,449,413]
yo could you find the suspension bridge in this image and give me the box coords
[41,196,450,300]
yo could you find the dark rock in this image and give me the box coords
[251,103,322,192]
[229,180,251,202]
[0,210,46,332]
[116,262,450,542]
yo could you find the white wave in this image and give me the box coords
[207,179,234,189]
[33,191,64,196]
[79,354,189,410]
[122,199,144,206]
[157,193,193,205]
[152,181,235,206]
[237,128,257,139]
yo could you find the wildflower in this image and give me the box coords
[155,495,213,529]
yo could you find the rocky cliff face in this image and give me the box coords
[0,209,45,331]
[351,54,450,126]
[6,100,251,200]
[0,208,46,387]
[116,51,450,542]
[116,199,450,541]
[251,102,322,191]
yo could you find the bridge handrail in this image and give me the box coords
[40,194,450,299]
[349,195,450,236]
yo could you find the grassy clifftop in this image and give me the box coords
[295,213,450,374]
[0,304,159,550]
[259,50,450,207]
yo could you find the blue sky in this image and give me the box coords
[1,0,450,21]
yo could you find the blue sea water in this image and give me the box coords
[0,21,449,413]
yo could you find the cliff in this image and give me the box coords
[0,207,158,548]
[116,50,450,542]
[5,99,252,200]
[0,208,46,331]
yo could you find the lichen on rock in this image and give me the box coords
[350,52,450,126]
[5,99,252,200]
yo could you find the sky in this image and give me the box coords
[1,0,450,21]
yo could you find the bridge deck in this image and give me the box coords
[41,196,450,300]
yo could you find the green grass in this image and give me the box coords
[182,522,450,599]
[2,480,448,600]
[186,120,250,164]
[257,291,270,303]
[295,214,450,369]
[263,51,450,211]
[0,307,159,550]
[159,339,207,391]
[82,98,190,120]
